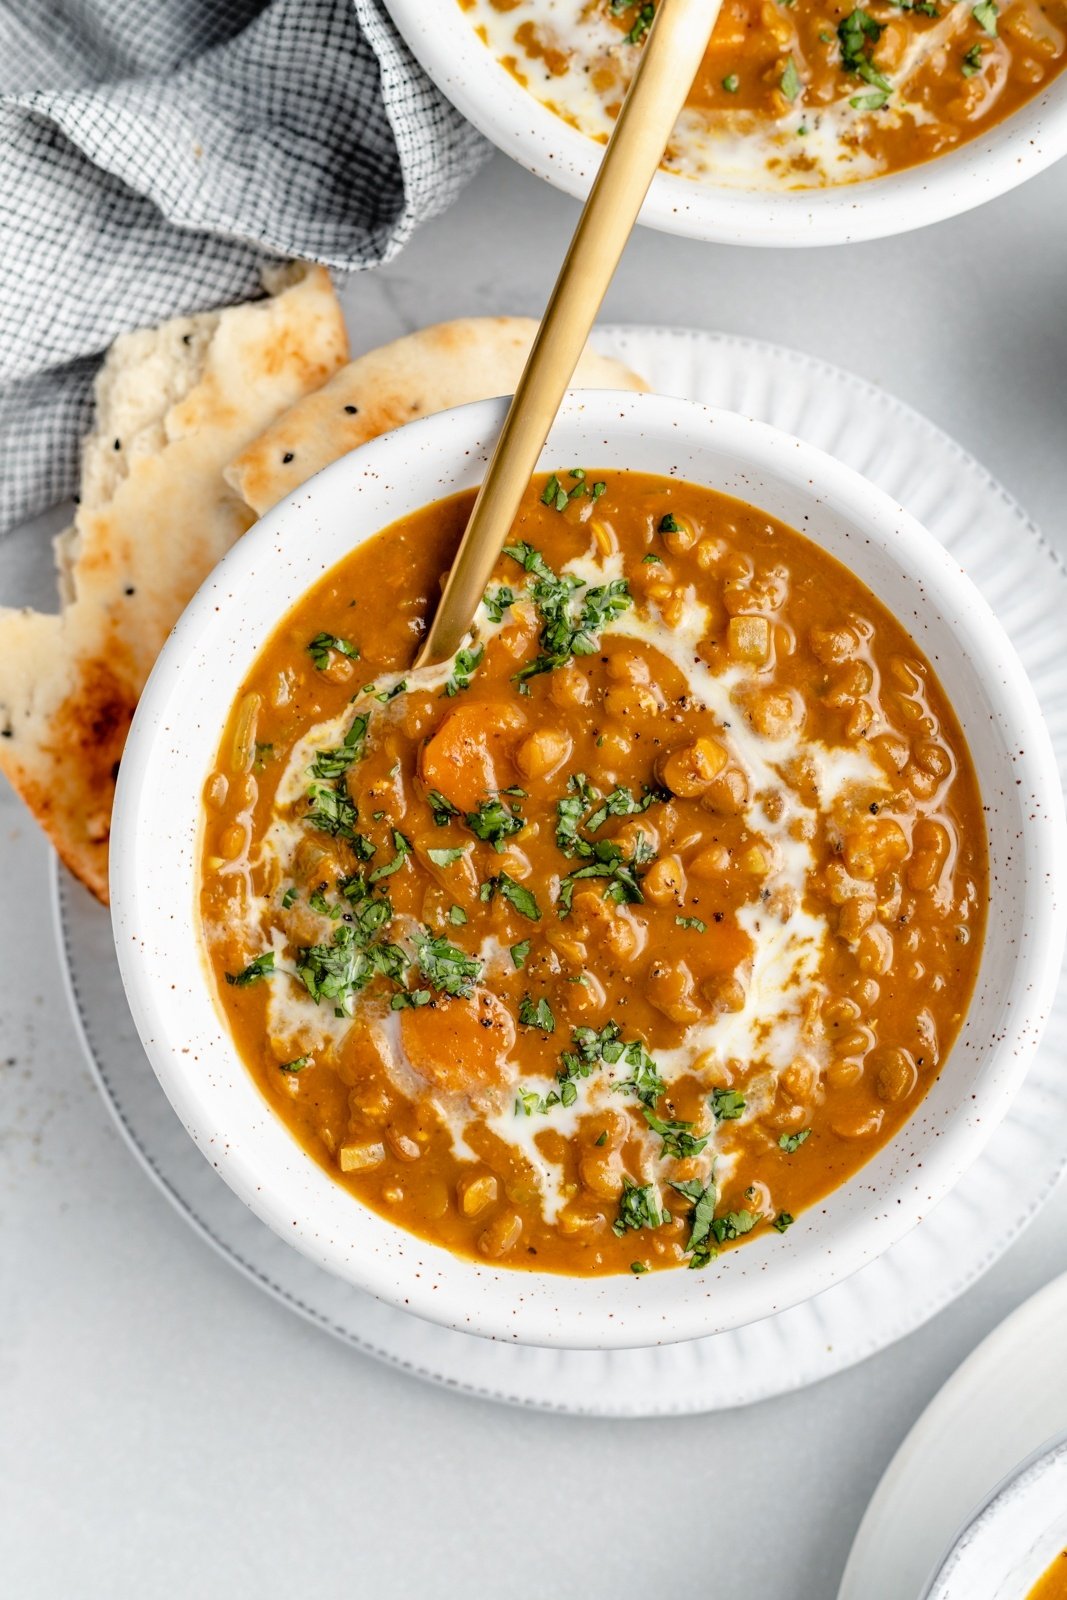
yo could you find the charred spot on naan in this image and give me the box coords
[1,653,135,898]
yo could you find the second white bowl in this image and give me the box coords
[383,0,1067,246]
[923,1433,1067,1600]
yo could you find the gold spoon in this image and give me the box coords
[414,0,724,669]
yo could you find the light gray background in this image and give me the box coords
[3,151,1066,1599]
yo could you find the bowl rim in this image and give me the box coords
[382,0,1067,246]
[110,390,1067,1348]
[921,1429,1067,1598]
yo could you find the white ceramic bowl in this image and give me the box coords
[383,0,1067,246]
[110,391,1066,1348]
[922,1433,1067,1599]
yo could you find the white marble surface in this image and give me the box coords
[2,151,1067,1599]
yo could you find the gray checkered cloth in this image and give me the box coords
[0,0,490,535]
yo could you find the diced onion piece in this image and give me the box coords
[338,1141,386,1174]
[728,615,771,665]
[230,692,262,775]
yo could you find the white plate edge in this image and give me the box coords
[53,321,1067,1418]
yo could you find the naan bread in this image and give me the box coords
[0,265,349,902]
[225,316,647,516]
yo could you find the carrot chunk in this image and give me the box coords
[418,701,526,811]
[399,989,517,1098]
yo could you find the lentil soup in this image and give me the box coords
[199,471,986,1278]
[458,0,1067,189]
[1029,1552,1067,1600]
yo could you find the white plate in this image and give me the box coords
[383,0,1067,246]
[839,1270,1067,1600]
[56,324,1067,1415]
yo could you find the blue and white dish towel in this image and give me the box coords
[0,0,490,533]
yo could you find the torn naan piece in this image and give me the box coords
[225,316,648,516]
[0,264,349,902]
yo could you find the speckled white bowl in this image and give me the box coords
[383,0,1067,246]
[110,392,1066,1348]
[922,1433,1067,1599]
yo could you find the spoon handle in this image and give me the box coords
[414,0,723,668]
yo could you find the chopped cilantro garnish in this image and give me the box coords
[368,831,410,883]
[850,88,890,108]
[426,789,459,827]
[443,644,483,697]
[427,846,467,867]
[573,1021,623,1063]
[669,1179,760,1265]
[630,1260,649,1274]
[670,1178,719,1268]
[643,1108,709,1160]
[502,540,554,579]
[390,988,432,1011]
[627,3,655,43]
[773,1212,795,1233]
[712,1209,759,1244]
[722,73,740,92]
[973,0,997,31]
[711,1087,747,1122]
[780,54,802,100]
[778,1128,811,1154]
[518,993,555,1032]
[541,473,567,513]
[448,904,467,926]
[307,632,359,671]
[295,922,407,1017]
[613,1179,664,1235]
[838,9,893,104]
[465,795,524,850]
[510,939,531,969]
[503,543,631,688]
[411,928,482,999]
[558,831,655,915]
[254,742,274,771]
[540,469,607,513]
[482,871,541,921]
[225,951,275,987]
[304,781,363,844]
[555,772,665,859]
[961,40,984,72]
[279,1056,309,1074]
[642,553,663,564]
[676,915,707,932]
[514,1022,661,1120]
[610,1035,666,1108]
[308,888,342,920]
[838,7,882,63]
[483,585,516,624]
[658,512,681,533]
[516,1087,550,1116]
[308,713,369,781]
[371,680,407,703]
[281,886,298,910]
